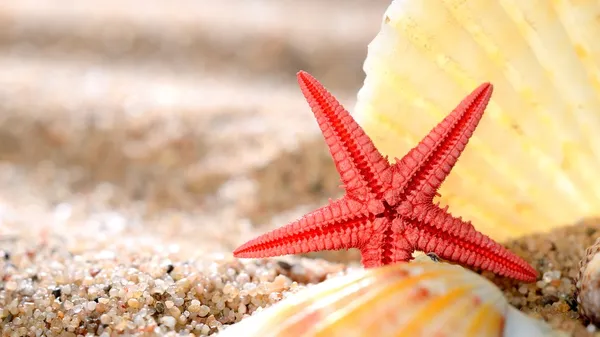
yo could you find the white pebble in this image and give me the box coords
[188,300,201,313]
[542,270,561,283]
[100,314,111,325]
[518,285,528,295]
[160,316,177,329]
[198,305,210,317]
[86,301,97,311]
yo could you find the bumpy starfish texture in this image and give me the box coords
[234,71,538,282]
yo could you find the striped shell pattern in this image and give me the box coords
[217,258,564,337]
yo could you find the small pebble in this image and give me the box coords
[518,285,528,295]
[87,301,97,311]
[543,270,561,283]
[160,316,177,329]
[127,298,140,309]
[541,295,559,306]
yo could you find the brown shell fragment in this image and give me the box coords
[576,237,600,325]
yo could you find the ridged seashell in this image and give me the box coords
[576,237,600,325]
[218,258,564,337]
[353,0,600,241]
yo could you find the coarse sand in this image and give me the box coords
[2,195,600,337]
[486,218,600,337]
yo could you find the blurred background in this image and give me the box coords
[0,0,391,260]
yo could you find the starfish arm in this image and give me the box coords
[406,204,538,282]
[296,71,391,198]
[233,196,371,258]
[387,83,493,205]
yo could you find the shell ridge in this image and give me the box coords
[498,0,600,177]
[394,1,590,213]
[442,0,600,208]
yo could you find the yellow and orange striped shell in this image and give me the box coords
[217,259,564,337]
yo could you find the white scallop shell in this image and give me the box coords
[217,258,564,337]
[353,0,600,241]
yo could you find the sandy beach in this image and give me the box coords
[1,1,598,336]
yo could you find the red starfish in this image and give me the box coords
[234,71,538,282]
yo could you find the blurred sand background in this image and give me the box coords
[0,0,392,260]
